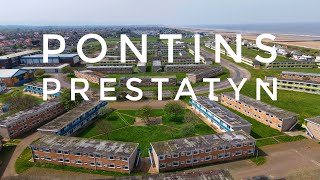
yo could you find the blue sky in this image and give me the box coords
[0,0,319,25]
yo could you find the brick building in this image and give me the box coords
[30,135,139,173]
[187,66,224,83]
[0,101,66,139]
[120,76,177,87]
[265,61,316,69]
[87,66,134,74]
[94,60,137,67]
[305,116,320,140]
[221,92,298,132]
[164,64,209,73]
[190,97,252,134]
[277,78,320,94]
[281,71,320,83]
[0,69,33,87]
[37,100,107,136]
[150,130,255,173]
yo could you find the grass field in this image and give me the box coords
[78,109,216,157]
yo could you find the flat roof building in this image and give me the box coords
[20,54,80,66]
[120,76,177,87]
[21,63,70,73]
[38,100,107,136]
[0,101,66,139]
[305,116,320,141]
[281,71,320,83]
[277,78,320,94]
[0,50,41,69]
[30,135,139,173]
[164,64,209,73]
[265,61,316,69]
[87,66,134,74]
[150,130,255,173]
[152,60,162,72]
[221,92,298,132]
[187,66,224,83]
[190,97,252,134]
[24,82,61,98]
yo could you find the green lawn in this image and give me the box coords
[78,109,216,157]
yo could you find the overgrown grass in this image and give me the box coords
[250,156,266,166]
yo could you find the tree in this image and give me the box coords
[96,120,113,139]
[164,102,185,122]
[183,111,198,124]
[61,66,74,74]
[59,89,83,110]
[137,105,153,123]
[98,107,113,118]
[4,94,40,112]
[180,124,195,137]
[34,69,45,77]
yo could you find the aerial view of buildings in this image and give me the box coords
[0,1,320,180]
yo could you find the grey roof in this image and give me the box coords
[31,135,139,157]
[0,50,41,60]
[152,60,161,66]
[305,116,320,126]
[194,96,251,127]
[151,130,255,155]
[165,64,209,67]
[0,69,28,78]
[222,92,298,119]
[38,100,103,132]
[24,81,59,90]
[281,71,320,78]
[21,53,78,59]
[187,66,223,76]
[87,65,134,69]
[0,101,61,127]
[106,170,234,180]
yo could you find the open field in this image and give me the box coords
[78,109,216,157]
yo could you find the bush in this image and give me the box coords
[164,102,185,122]
[180,124,195,137]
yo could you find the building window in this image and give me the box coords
[89,154,94,158]
[96,162,102,167]
[64,159,70,163]
[205,148,212,153]
[33,155,39,159]
[205,156,212,161]
[44,156,52,161]
[186,152,192,156]
[193,158,199,163]
[193,150,199,155]
[123,165,129,170]
[95,154,101,158]
[58,158,64,162]
[76,152,81,156]
[248,149,254,154]
[218,154,224,159]
[76,160,82,165]
[225,152,230,158]
[172,161,179,166]
[122,157,128,162]
[90,161,95,166]
[160,163,166,169]
[236,144,242,148]
[57,150,62,154]
[249,142,254,146]
[172,153,179,158]
[225,145,230,150]
[44,149,50,153]
[159,155,165,160]
[236,150,242,156]
[64,151,69,155]
[186,159,192,164]
[108,164,115,168]
[108,155,114,160]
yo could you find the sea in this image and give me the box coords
[191,22,320,38]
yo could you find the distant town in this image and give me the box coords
[0,25,319,180]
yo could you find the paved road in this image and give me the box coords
[1,132,40,179]
[193,48,251,94]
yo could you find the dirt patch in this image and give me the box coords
[133,117,162,126]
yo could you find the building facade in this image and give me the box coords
[164,64,209,73]
[87,66,134,74]
[265,61,316,69]
[305,116,320,140]
[190,97,252,134]
[24,82,61,98]
[120,76,177,87]
[20,54,80,66]
[0,81,7,93]
[281,71,320,83]
[221,92,298,132]
[0,50,41,69]
[30,135,139,173]
[150,130,255,173]
[0,69,33,87]
[37,100,108,136]
[0,101,66,139]
[187,66,224,83]
[277,78,320,94]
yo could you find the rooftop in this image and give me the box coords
[87,65,134,69]
[76,70,105,78]
[24,81,59,90]
[31,135,138,157]
[193,97,251,127]
[187,66,223,76]
[282,71,320,78]
[305,116,320,126]
[20,53,78,59]
[0,50,41,60]
[0,101,61,127]
[165,64,209,67]
[0,69,28,78]
[21,63,70,70]
[222,92,298,119]
[38,100,104,132]
[151,130,254,155]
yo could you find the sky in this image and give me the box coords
[0,0,319,26]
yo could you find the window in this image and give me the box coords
[33,155,39,159]
[218,154,224,159]
[96,162,102,167]
[249,142,254,146]
[248,149,254,154]
[205,156,212,161]
[123,165,129,170]
[64,151,69,155]
[186,159,192,164]
[225,145,230,150]
[76,152,81,156]
[172,153,179,158]
[172,161,179,166]
[218,147,224,151]
[193,158,199,163]
[95,154,101,158]
[122,157,128,162]
[108,155,115,160]
[186,152,192,156]
[236,144,242,148]
[65,159,70,163]
[57,150,62,154]
[159,155,165,160]
[225,152,230,158]
[193,150,199,155]
[90,161,95,166]
[58,158,64,162]
[89,154,94,158]
[236,150,242,156]
[45,156,52,161]
[76,160,82,165]
[160,163,166,169]
[205,148,212,153]
[108,164,115,168]
[44,149,50,153]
